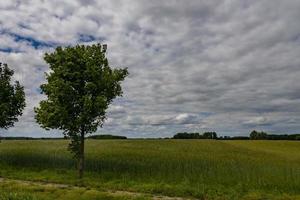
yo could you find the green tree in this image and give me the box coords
[250,130,258,139]
[250,130,267,140]
[0,63,26,131]
[203,132,218,139]
[35,44,128,178]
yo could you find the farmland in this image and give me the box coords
[0,139,299,199]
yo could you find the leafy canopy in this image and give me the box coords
[34,44,128,156]
[0,63,26,129]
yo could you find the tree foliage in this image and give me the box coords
[249,130,268,140]
[34,44,128,177]
[87,134,127,140]
[249,130,300,140]
[0,63,25,129]
[173,132,218,139]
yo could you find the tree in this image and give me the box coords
[34,44,128,178]
[250,130,267,140]
[250,130,258,139]
[0,63,25,131]
[203,132,217,139]
[173,132,218,139]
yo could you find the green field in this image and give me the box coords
[0,140,299,199]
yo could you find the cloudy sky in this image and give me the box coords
[1,0,300,138]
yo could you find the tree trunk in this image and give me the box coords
[78,128,85,179]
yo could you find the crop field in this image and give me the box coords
[0,139,299,200]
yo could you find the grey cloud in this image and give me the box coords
[1,0,300,137]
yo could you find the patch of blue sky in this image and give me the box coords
[0,47,14,53]
[0,47,23,53]
[78,34,106,43]
[11,33,55,49]
[78,34,96,42]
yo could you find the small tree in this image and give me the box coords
[250,130,258,139]
[203,132,218,139]
[35,44,128,178]
[250,130,267,140]
[0,63,26,132]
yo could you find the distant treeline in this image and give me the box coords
[1,132,299,141]
[172,130,300,140]
[173,132,217,139]
[0,137,66,140]
[0,134,127,140]
[248,130,300,140]
[87,134,127,139]
[217,136,250,140]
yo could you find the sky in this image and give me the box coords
[1,0,300,138]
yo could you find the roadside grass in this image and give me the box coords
[0,179,150,200]
[0,140,299,199]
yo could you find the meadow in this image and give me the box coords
[0,139,299,199]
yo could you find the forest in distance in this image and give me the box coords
[2,130,300,141]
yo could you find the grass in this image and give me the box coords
[0,179,150,200]
[0,139,299,199]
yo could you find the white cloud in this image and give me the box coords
[1,0,300,137]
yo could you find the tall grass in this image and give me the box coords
[0,192,36,200]
[0,179,150,200]
[0,140,299,199]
